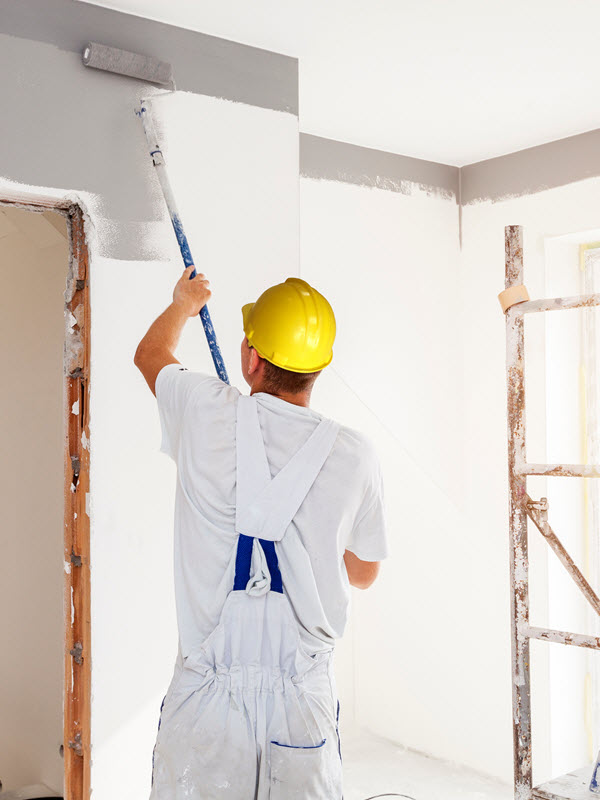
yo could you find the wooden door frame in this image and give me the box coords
[0,194,91,800]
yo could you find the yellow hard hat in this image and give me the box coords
[242,277,336,373]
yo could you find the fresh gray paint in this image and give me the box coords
[1,0,298,114]
[460,129,600,205]
[300,134,459,199]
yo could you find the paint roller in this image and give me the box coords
[82,42,229,384]
[83,42,174,87]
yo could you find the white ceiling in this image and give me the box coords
[80,0,600,166]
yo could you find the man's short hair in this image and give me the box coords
[260,354,321,395]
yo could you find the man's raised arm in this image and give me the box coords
[134,266,211,395]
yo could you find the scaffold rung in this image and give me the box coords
[516,463,600,477]
[511,291,600,315]
[525,626,600,650]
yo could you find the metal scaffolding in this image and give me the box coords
[504,225,600,800]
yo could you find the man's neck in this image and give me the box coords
[250,384,312,408]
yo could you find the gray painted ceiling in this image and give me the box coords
[78,0,600,166]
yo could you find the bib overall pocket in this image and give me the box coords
[269,738,331,799]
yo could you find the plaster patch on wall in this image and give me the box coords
[64,560,72,574]
[81,431,89,450]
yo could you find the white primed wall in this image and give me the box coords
[300,177,471,766]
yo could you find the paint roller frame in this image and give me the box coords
[82,42,229,383]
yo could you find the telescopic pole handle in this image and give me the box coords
[137,101,230,384]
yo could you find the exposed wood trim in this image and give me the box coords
[63,205,91,800]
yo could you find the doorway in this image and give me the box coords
[0,200,91,800]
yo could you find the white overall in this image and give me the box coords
[149,395,344,799]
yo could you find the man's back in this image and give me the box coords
[156,363,388,660]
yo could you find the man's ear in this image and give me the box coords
[248,346,261,375]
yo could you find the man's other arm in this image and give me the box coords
[343,549,380,590]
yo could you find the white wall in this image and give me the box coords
[300,177,467,765]
[0,207,68,793]
[88,93,299,799]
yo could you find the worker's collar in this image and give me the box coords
[251,391,323,420]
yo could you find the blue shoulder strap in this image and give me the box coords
[233,534,283,593]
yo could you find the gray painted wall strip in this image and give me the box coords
[300,134,459,198]
[301,128,600,204]
[1,0,298,115]
[461,128,600,204]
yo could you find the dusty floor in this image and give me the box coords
[341,728,512,800]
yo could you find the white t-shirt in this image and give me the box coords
[155,363,388,658]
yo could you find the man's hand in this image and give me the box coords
[173,266,212,317]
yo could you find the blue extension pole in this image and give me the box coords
[137,100,230,384]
